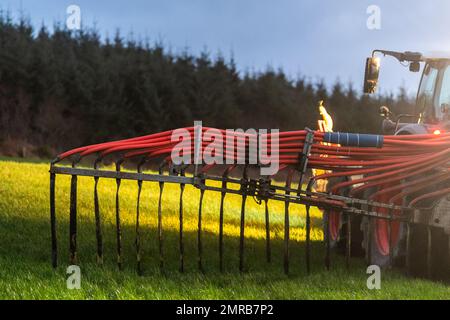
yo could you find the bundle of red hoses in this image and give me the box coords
[55,126,450,247]
[56,126,450,201]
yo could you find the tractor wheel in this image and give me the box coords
[407,223,430,278]
[428,226,450,282]
[361,217,406,268]
[407,224,450,281]
[360,184,406,268]
[322,177,365,257]
[407,195,450,281]
[322,177,347,253]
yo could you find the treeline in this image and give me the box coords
[0,15,414,157]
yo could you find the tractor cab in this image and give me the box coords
[416,58,450,124]
[360,50,450,278]
[364,50,450,134]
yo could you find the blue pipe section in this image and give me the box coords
[323,132,384,148]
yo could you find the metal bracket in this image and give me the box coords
[298,128,315,188]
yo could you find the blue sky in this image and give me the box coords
[2,0,450,96]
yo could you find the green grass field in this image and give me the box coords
[0,158,449,299]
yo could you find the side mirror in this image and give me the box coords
[363,57,380,94]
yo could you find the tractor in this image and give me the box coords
[326,49,450,280]
[49,50,449,280]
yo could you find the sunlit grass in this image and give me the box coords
[0,158,449,299]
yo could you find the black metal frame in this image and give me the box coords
[49,133,418,275]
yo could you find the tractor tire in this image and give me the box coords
[322,177,346,253]
[322,177,365,257]
[407,224,450,281]
[429,226,450,282]
[359,184,407,269]
[407,223,430,277]
[361,216,406,268]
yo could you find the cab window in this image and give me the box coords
[417,64,438,121]
[437,65,450,119]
